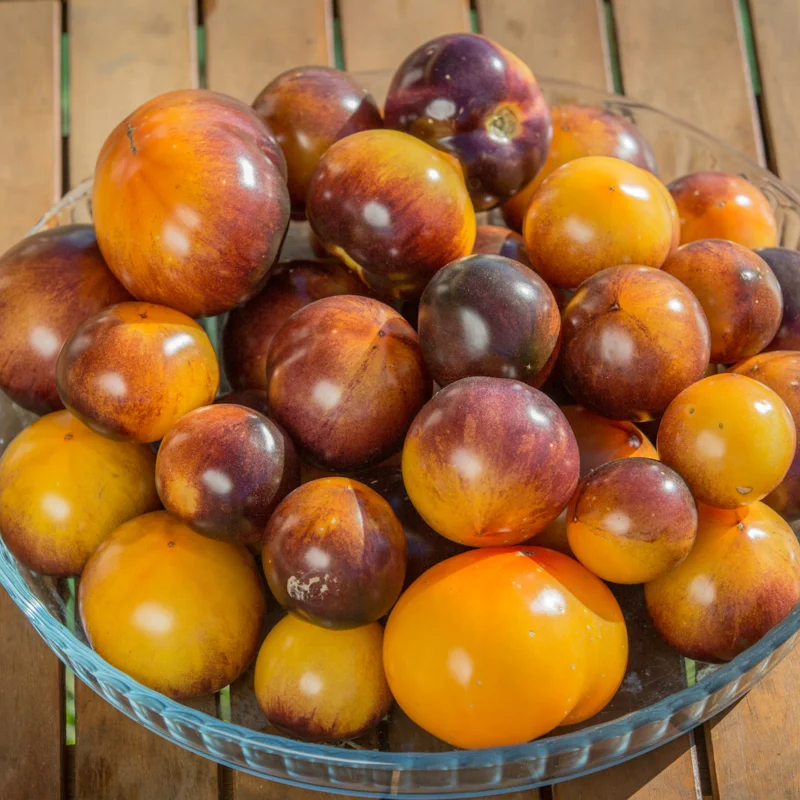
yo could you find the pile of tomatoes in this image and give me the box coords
[1,32,799,751]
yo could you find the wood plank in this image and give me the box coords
[339,0,471,102]
[74,682,218,800]
[68,0,197,185]
[0,589,65,800]
[477,0,611,90]
[613,0,763,162]
[553,732,701,800]
[0,0,60,254]
[749,0,800,190]
[705,644,800,799]
[204,0,334,104]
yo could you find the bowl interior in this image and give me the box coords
[4,76,800,797]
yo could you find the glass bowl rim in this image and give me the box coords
[6,75,800,774]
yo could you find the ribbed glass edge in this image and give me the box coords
[7,79,800,795]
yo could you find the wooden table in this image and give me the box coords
[2,1,800,798]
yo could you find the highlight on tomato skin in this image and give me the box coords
[383,547,628,750]
[644,502,800,663]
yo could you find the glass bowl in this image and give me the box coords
[3,77,800,799]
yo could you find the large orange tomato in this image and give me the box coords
[383,547,627,749]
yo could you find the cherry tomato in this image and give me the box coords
[668,171,777,249]
[523,156,676,289]
[658,373,796,508]
[645,502,800,662]
[254,615,391,741]
[0,411,159,576]
[80,511,266,698]
[567,458,697,584]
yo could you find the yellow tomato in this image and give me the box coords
[523,156,676,288]
[658,374,796,508]
[0,410,159,575]
[254,615,392,741]
[79,511,266,698]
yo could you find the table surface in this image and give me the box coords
[2,1,800,798]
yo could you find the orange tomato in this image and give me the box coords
[658,373,796,508]
[645,502,800,661]
[523,156,676,288]
[383,547,627,748]
[79,511,266,698]
[0,411,159,576]
[502,104,658,232]
[254,615,392,741]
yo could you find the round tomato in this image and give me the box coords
[383,547,627,749]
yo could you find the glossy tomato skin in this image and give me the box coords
[156,404,299,544]
[263,478,407,628]
[567,458,697,584]
[560,266,711,420]
[267,295,431,471]
[523,157,676,289]
[645,502,800,662]
[0,226,133,414]
[757,247,800,351]
[668,171,777,249]
[731,351,800,520]
[357,465,469,587]
[472,224,532,267]
[253,66,382,217]
[383,547,628,748]
[254,615,392,741]
[0,411,159,576]
[79,511,266,698]
[93,90,290,317]
[418,254,560,388]
[658,373,796,508]
[502,105,658,232]
[56,302,219,443]
[222,259,370,391]
[402,377,579,546]
[306,130,476,300]
[662,239,783,363]
[384,33,551,211]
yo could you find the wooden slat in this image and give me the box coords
[705,645,800,799]
[204,0,334,104]
[0,0,60,254]
[613,0,763,162]
[0,4,64,797]
[74,683,218,799]
[339,0,471,102]
[68,0,198,185]
[553,733,701,800]
[477,0,611,90]
[749,0,800,189]
[0,589,65,800]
